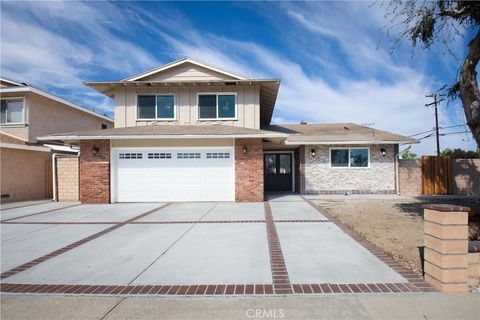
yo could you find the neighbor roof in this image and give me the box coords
[37,124,288,141]
[0,85,113,123]
[266,123,418,145]
[83,57,280,126]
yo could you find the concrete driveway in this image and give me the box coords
[0,196,434,296]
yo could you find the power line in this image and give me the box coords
[408,124,467,137]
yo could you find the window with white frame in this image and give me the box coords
[137,95,175,120]
[330,148,369,168]
[1,98,24,124]
[198,93,236,119]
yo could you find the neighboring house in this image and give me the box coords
[0,78,114,201]
[38,58,416,203]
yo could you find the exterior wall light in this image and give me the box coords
[91,146,99,156]
[311,149,316,158]
[381,148,386,157]
[243,145,248,154]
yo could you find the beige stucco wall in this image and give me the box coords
[111,138,234,148]
[304,144,397,193]
[1,147,52,201]
[56,156,79,201]
[113,85,260,129]
[0,91,113,143]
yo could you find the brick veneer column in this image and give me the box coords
[423,204,469,293]
[235,138,263,202]
[79,140,110,204]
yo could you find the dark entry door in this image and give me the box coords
[264,153,293,192]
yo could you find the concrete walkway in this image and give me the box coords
[1,293,478,320]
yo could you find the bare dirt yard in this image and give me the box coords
[313,196,480,276]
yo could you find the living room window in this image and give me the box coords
[330,148,369,168]
[198,93,236,120]
[1,98,24,124]
[137,95,175,120]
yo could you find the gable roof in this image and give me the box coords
[266,123,417,145]
[122,57,248,82]
[0,85,113,123]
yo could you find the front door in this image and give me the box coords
[264,153,293,192]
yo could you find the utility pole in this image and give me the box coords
[425,93,445,156]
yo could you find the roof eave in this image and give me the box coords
[38,133,288,141]
[284,140,419,145]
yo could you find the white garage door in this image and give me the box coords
[113,148,235,202]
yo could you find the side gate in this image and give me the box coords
[421,156,452,195]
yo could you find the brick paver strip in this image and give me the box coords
[0,282,427,295]
[1,203,82,223]
[0,203,170,279]
[300,196,436,292]
[264,201,293,294]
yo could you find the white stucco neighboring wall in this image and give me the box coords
[303,144,397,193]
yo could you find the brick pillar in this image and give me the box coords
[235,138,263,202]
[79,140,110,204]
[423,204,469,293]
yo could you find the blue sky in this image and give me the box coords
[1,1,477,154]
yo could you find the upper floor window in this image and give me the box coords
[330,148,369,168]
[198,93,236,120]
[137,95,175,120]
[1,98,24,124]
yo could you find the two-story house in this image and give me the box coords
[39,58,416,203]
[0,78,113,201]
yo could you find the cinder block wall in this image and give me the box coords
[56,156,79,201]
[452,159,480,196]
[468,252,480,286]
[398,159,422,195]
[398,159,480,196]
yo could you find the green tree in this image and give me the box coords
[401,148,417,159]
[382,1,480,147]
[441,147,479,158]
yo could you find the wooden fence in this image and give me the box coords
[421,156,452,195]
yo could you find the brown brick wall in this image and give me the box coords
[79,140,110,204]
[56,156,79,202]
[235,138,264,202]
[398,159,422,195]
[452,159,480,196]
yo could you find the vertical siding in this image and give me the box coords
[114,85,260,129]
[114,88,126,128]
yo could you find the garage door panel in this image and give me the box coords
[114,148,234,202]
